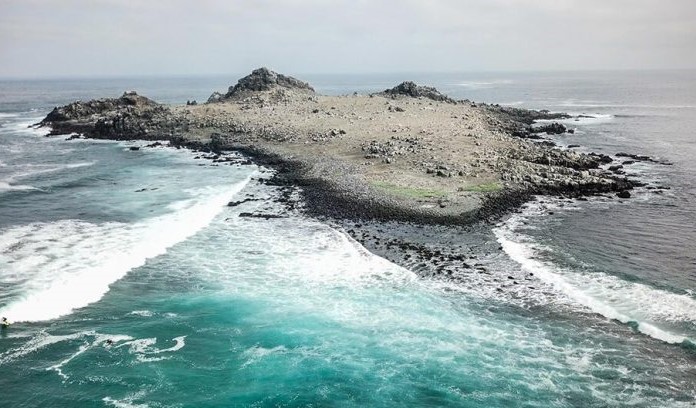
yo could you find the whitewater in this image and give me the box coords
[1,72,695,407]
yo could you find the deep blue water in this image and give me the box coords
[0,71,695,407]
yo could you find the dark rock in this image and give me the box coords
[588,153,613,164]
[39,91,173,140]
[615,152,672,166]
[616,152,650,161]
[42,91,160,123]
[617,190,631,199]
[211,67,315,102]
[485,106,571,127]
[533,122,567,135]
[129,146,140,151]
[379,81,455,104]
[238,212,286,219]
[207,92,224,103]
[227,198,261,207]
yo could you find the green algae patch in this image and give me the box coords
[461,182,503,193]
[371,181,446,199]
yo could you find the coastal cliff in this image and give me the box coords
[39,68,634,224]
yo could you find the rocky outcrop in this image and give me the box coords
[42,92,161,123]
[482,105,572,138]
[39,91,180,140]
[207,92,224,103]
[209,67,315,102]
[379,81,455,103]
[533,122,567,135]
[486,106,571,125]
[616,152,672,165]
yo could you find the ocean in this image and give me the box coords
[0,70,694,407]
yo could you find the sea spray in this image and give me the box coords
[493,200,696,345]
[0,177,252,322]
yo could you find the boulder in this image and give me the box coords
[207,92,224,103]
[533,122,567,135]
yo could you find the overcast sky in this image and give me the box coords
[1,0,695,78]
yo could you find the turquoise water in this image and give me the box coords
[1,73,696,407]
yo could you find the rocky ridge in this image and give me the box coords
[208,67,314,103]
[40,91,179,140]
[379,81,456,103]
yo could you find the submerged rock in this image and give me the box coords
[533,122,567,135]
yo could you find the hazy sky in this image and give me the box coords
[1,0,695,78]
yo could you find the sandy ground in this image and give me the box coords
[175,89,534,217]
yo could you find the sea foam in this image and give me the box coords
[494,202,696,345]
[0,177,250,322]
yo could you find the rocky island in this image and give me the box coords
[40,67,634,224]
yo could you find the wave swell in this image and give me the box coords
[494,203,696,345]
[0,178,250,322]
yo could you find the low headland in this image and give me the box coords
[39,68,638,225]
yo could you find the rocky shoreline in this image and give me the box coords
[37,68,678,288]
[38,67,643,227]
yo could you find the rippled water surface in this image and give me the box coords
[1,71,695,407]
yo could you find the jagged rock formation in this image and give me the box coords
[379,81,455,103]
[480,105,573,138]
[208,67,315,102]
[40,92,180,140]
[207,92,224,103]
[42,92,161,123]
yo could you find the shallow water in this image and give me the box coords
[1,71,695,407]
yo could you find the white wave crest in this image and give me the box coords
[494,207,696,345]
[0,330,132,366]
[103,391,150,408]
[116,336,186,362]
[560,101,696,110]
[0,162,95,192]
[455,79,513,89]
[0,178,250,322]
[15,161,95,178]
[0,181,37,191]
